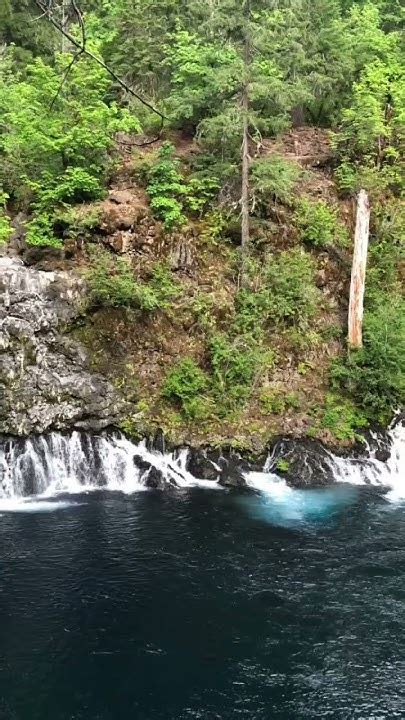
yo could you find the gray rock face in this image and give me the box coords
[0,257,129,435]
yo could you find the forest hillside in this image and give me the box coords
[0,0,403,452]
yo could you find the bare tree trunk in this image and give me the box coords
[240,0,251,285]
[348,189,370,348]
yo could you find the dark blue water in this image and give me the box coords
[0,486,404,720]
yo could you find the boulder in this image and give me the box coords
[144,466,166,490]
[269,438,335,487]
[186,449,219,481]
[217,454,249,488]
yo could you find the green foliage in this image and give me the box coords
[0,190,12,245]
[55,205,102,241]
[366,201,404,302]
[276,459,290,473]
[87,251,161,311]
[331,296,405,422]
[163,358,210,419]
[0,54,140,208]
[184,176,220,215]
[146,143,187,230]
[146,143,218,229]
[260,389,300,416]
[200,210,234,246]
[335,160,402,199]
[148,263,182,305]
[295,199,349,248]
[320,394,369,442]
[25,213,62,248]
[251,155,303,209]
[264,249,320,328]
[234,249,320,339]
[209,332,265,408]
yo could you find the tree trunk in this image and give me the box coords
[61,0,69,52]
[348,189,370,349]
[240,0,251,285]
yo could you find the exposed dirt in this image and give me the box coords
[58,128,354,450]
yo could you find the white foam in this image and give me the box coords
[327,423,405,502]
[0,423,402,509]
[0,498,81,513]
[247,423,405,504]
[0,432,221,506]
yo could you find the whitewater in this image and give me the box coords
[0,422,403,515]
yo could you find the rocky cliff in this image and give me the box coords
[0,256,128,435]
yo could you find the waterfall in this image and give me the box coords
[0,431,218,506]
[0,423,403,509]
[247,422,405,503]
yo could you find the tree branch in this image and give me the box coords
[33,0,166,144]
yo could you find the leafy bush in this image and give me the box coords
[251,155,303,208]
[260,389,300,415]
[184,176,220,215]
[0,191,12,245]
[320,394,368,442]
[146,143,219,229]
[234,249,320,336]
[30,168,104,208]
[163,358,209,419]
[87,253,182,311]
[366,201,404,303]
[295,199,349,248]
[209,332,268,408]
[87,251,161,310]
[148,263,182,306]
[276,459,290,473]
[146,143,187,230]
[333,57,403,164]
[331,296,405,422]
[25,213,62,248]
[0,54,140,208]
[335,161,402,199]
[55,205,102,240]
[264,248,320,328]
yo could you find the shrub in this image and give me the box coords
[148,263,182,306]
[55,205,102,240]
[25,213,62,248]
[0,55,140,207]
[146,143,187,230]
[264,248,320,328]
[251,155,303,209]
[295,199,349,248]
[260,389,300,415]
[146,143,219,229]
[87,251,161,310]
[335,161,402,200]
[331,296,405,422]
[233,288,270,338]
[185,176,220,215]
[320,394,368,442]
[0,191,12,245]
[163,358,209,419]
[209,332,268,408]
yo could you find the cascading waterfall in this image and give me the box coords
[0,431,218,508]
[0,423,403,510]
[246,421,405,504]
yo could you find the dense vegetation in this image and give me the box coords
[0,0,403,447]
